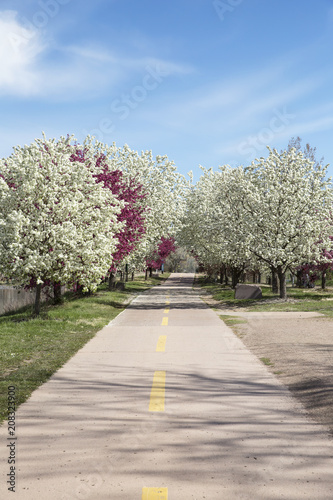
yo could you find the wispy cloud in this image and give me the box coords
[289,116,333,136]
[128,50,332,168]
[66,44,194,75]
[0,10,44,95]
[0,10,193,99]
[214,113,333,163]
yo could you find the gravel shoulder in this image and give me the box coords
[201,294,333,437]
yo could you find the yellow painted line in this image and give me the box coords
[149,371,166,411]
[165,300,170,305]
[164,307,170,314]
[156,335,167,352]
[161,317,168,326]
[142,487,168,500]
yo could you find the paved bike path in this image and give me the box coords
[1,273,333,499]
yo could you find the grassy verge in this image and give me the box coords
[219,314,247,327]
[0,273,170,422]
[195,275,333,316]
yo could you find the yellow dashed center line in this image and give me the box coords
[156,335,167,352]
[142,487,168,500]
[149,371,166,411]
[161,317,168,326]
[165,300,170,305]
[164,307,170,314]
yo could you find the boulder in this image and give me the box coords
[235,284,262,300]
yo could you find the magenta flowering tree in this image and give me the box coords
[146,236,176,276]
[71,147,147,287]
[297,237,333,289]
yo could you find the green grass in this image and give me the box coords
[260,357,274,366]
[219,314,247,326]
[0,273,170,423]
[196,275,333,316]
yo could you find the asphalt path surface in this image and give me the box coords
[1,273,333,499]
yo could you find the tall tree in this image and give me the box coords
[180,167,251,287]
[70,144,147,288]
[0,135,123,314]
[240,147,333,298]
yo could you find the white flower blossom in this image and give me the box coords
[0,134,124,291]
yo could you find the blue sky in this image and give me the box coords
[1,0,333,180]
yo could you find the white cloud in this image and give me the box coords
[0,10,44,95]
[0,10,194,99]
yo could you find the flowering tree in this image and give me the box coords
[286,137,332,290]
[101,143,188,275]
[70,143,147,287]
[296,238,333,289]
[68,138,188,282]
[145,236,176,275]
[229,148,333,298]
[180,167,252,287]
[182,147,333,298]
[0,135,123,314]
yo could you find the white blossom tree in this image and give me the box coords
[227,147,333,298]
[0,134,123,314]
[87,140,188,276]
[182,147,333,299]
[181,167,252,286]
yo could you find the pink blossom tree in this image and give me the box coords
[71,147,147,288]
[296,238,333,289]
[145,236,176,277]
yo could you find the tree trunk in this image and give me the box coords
[145,268,148,280]
[322,271,326,290]
[258,272,261,284]
[53,281,62,304]
[253,271,256,284]
[271,269,278,294]
[220,265,224,284]
[131,271,134,281]
[108,272,115,290]
[149,267,152,278]
[296,269,302,288]
[224,268,229,286]
[34,283,42,316]
[277,267,287,299]
[231,267,242,289]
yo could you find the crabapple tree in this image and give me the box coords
[235,147,333,298]
[0,135,123,314]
